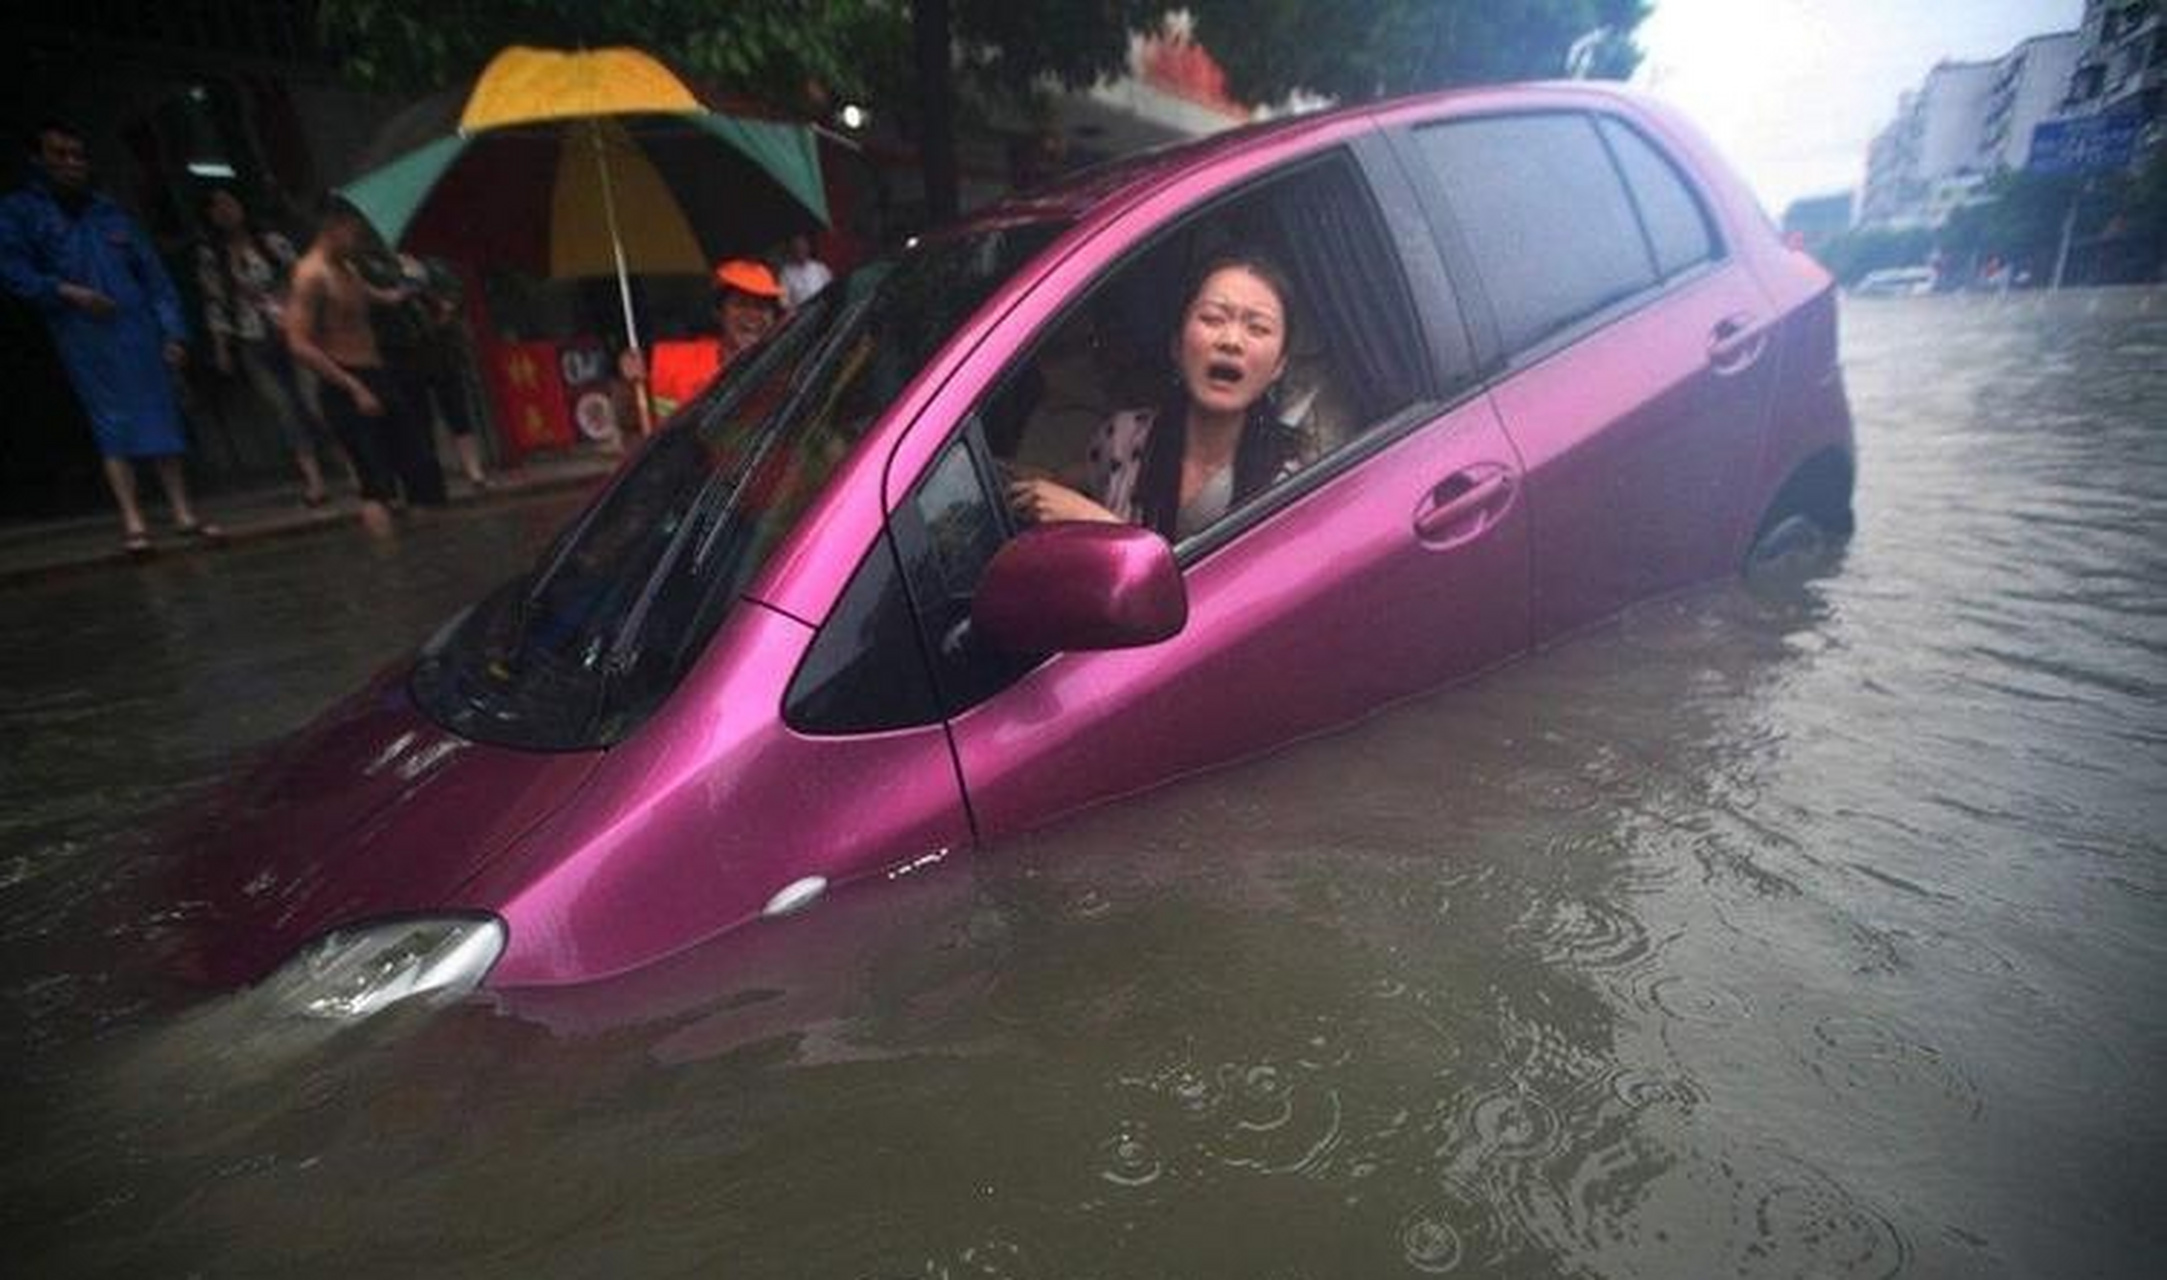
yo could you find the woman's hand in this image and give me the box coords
[1008,477,1119,525]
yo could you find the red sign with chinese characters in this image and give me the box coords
[483,341,575,459]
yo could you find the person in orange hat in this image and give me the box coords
[625,257,783,419]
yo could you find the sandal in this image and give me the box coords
[176,521,227,545]
[123,531,155,560]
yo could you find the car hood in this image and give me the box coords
[159,666,603,987]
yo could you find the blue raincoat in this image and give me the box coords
[0,177,189,457]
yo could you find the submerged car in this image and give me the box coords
[1850,265,1936,298]
[166,83,1855,1017]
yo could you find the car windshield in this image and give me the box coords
[412,220,1068,750]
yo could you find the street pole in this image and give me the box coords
[913,0,959,226]
[2051,178,2087,292]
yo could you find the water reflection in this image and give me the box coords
[4,289,2165,1276]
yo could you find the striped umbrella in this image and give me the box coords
[340,46,828,430]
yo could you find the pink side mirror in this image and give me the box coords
[973,522,1187,653]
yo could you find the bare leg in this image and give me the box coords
[151,456,200,529]
[101,456,149,537]
[455,433,487,486]
[296,447,329,503]
[359,499,395,538]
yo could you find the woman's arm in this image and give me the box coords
[1007,477,1120,524]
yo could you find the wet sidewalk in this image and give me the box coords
[0,448,622,587]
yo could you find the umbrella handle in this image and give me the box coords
[589,118,655,438]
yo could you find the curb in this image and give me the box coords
[0,463,616,589]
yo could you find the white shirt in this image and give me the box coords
[779,259,834,310]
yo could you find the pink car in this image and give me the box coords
[167,83,1853,1017]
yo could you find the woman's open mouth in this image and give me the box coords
[1205,360,1244,387]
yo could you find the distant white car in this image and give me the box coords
[1852,266,1936,297]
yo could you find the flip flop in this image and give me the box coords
[176,521,227,545]
[123,532,155,560]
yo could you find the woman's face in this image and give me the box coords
[1176,266,1288,418]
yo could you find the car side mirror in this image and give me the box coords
[972,522,1187,653]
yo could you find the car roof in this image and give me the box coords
[952,80,1654,231]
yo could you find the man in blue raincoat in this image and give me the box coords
[0,120,220,554]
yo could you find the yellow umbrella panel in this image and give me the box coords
[462,46,704,132]
[549,118,709,278]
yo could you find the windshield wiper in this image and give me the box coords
[603,288,884,677]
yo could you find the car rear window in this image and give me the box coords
[1597,117,1719,278]
[1411,112,1658,354]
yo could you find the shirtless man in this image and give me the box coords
[284,199,445,534]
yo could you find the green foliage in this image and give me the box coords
[320,0,1652,109]
[1186,0,1650,102]
[318,0,1657,226]
[317,0,888,104]
[1816,160,2167,287]
[1939,165,2166,284]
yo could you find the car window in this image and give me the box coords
[783,528,941,734]
[1410,112,1658,354]
[782,155,1434,734]
[413,221,1065,749]
[986,153,1430,549]
[896,434,1037,712]
[1597,116,1719,278]
[786,430,1028,732]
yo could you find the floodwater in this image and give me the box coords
[3,288,2163,1278]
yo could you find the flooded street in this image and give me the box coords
[4,288,2163,1277]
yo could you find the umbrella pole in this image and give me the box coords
[589,119,656,437]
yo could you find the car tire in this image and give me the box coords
[1744,510,1834,576]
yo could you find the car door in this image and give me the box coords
[1390,108,1780,640]
[891,137,1534,842]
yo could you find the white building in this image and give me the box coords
[1858,31,2082,229]
[2061,0,2166,154]
[1983,34,2085,168]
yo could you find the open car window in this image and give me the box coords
[785,151,1440,735]
[413,220,1066,750]
[980,151,1432,555]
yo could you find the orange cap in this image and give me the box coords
[712,258,782,299]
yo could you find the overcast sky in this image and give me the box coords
[1632,0,2085,215]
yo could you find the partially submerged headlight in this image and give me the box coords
[263,916,506,1020]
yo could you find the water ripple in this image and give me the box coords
[1787,1011,1984,1123]
[1735,1154,1911,1279]
[1510,894,1660,974]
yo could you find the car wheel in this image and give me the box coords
[1743,451,1853,584]
[1743,508,1852,591]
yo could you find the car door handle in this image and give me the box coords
[1708,311,1768,375]
[1414,467,1514,547]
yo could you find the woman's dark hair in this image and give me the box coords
[1130,248,1304,539]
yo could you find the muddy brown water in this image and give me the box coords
[3,288,2163,1277]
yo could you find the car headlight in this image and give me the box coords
[264,916,506,1020]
